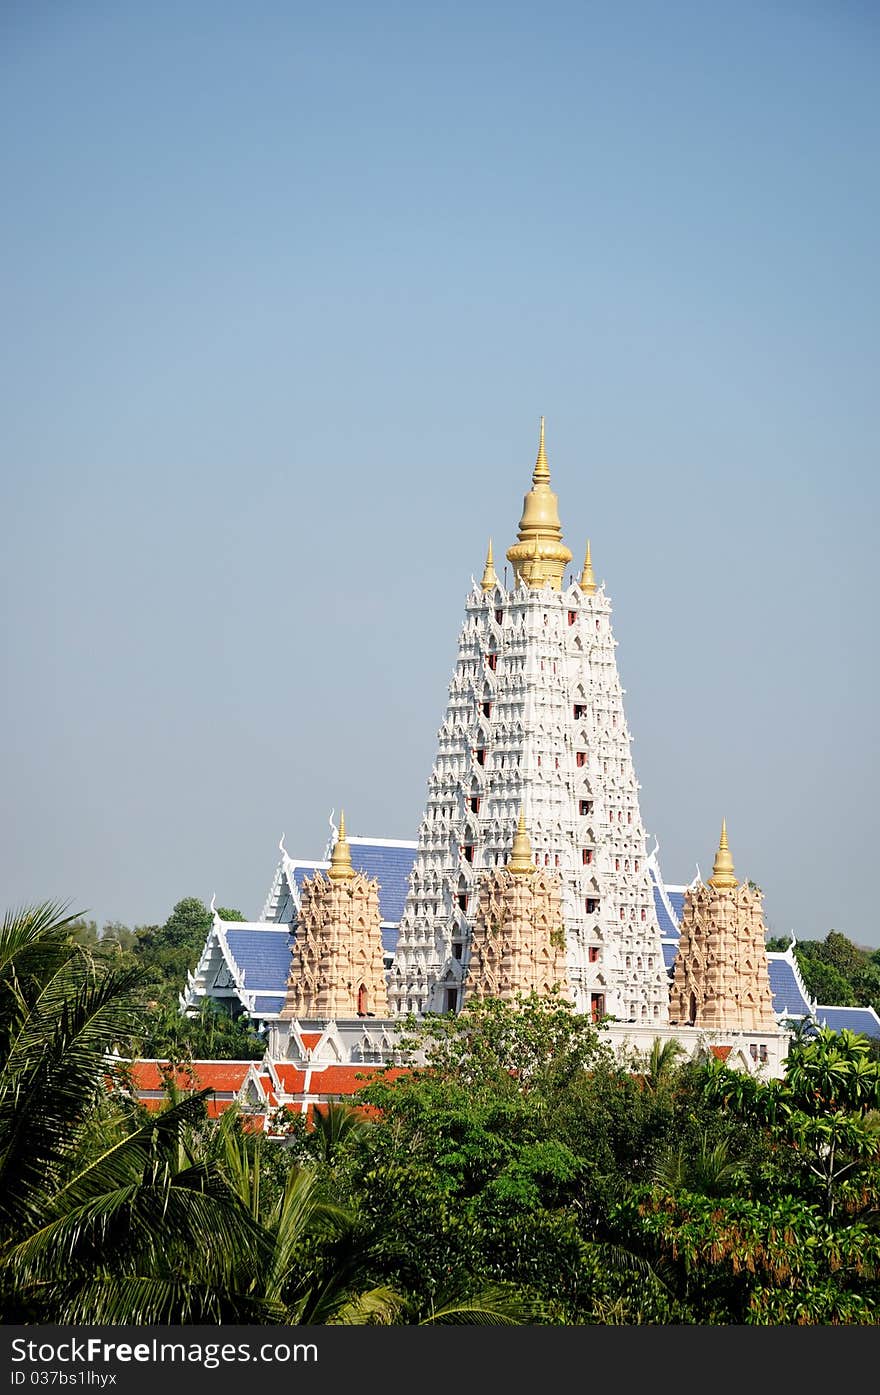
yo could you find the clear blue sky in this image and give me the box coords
[2,1,878,945]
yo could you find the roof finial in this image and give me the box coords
[480,538,498,592]
[709,818,737,890]
[328,808,354,880]
[579,539,596,594]
[533,415,549,484]
[508,807,536,876]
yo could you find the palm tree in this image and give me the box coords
[652,1132,742,1198]
[307,1099,376,1163]
[641,1037,685,1097]
[0,902,269,1322]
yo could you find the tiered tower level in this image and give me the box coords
[389,422,669,1024]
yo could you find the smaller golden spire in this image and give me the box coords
[328,809,354,880]
[533,415,550,484]
[579,539,596,594]
[709,818,737,890]
[480,538,498,592]
[508,808,536,876]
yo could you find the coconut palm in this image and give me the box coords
[641,1037,686,1098]
[0,902,268,1322]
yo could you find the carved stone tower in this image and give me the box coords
[389,420,669,1024]
[669,821,776,1032]
[465,812,570,1004]
[281,811,389,1019]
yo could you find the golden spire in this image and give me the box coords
[506,417,572,590]
[508,808,536,876]
[328,809,354,880]
[579,539,596,594]
[533,414,550,483]
[480,538,498,592]
[709,818,737,890]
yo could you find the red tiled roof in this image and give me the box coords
[299,1032,323,1050]
[304,1065,406,1096]
[710,1045,733,1061]
[258,1074,279,1106]
[135,1095,267,1128]
[271,1064,308,1093]
[126,1060,255,1093]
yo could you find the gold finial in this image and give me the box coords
[506,417,572,590]
[480,538,498,592]
[579,539,596,594]
[328,809,354,880]
[508,807,536,876]
[533,415,549,484]
[709,818,737,890]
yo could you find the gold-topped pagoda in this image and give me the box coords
[465,814,570,1004]
[670,819,777,1033]
[282,808,389,1019]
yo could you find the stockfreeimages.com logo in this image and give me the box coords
[11,1339,317,1372]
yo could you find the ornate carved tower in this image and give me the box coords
[466,811,570,1003]
[669,821,777,1032]
[281,812,389,1020]
[388,421,669,1024]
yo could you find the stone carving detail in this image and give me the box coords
[670,880,776,1033]
[466,867,570,1003]
[281,870,389,1019]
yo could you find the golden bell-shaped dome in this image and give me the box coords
[506,418,573,590]
[327,809,355,881]
[508,808,536,876]
[709,818,737,890]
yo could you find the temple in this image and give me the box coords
[389,419,669,1024]
[181,423,880,1082]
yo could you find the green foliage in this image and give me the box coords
[60,899,261,1060]
[395,990,610,1094]
[0,903,271,1322]
[5,906,880,1326]
[134,998,266,1062]
[787,930,880,1013]
[796,957,856,1008]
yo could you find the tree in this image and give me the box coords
[0,901,272,1322]
[796,957,856,1008]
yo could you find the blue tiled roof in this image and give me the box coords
[813,1006,880,1040]
[251,994,286,1016]
[666,890,686,924]
[381,925,400,958]
[225,929,295,992]
[767,955,813,1017]
[291,842,417,925]
[652,885,681,938]
[661,941,678,973]
[349,843,416,923]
